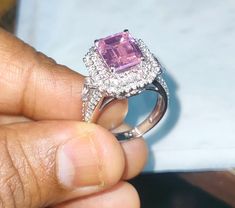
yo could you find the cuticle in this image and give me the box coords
[87,132,105,187]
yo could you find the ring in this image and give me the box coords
[82,30,169,141]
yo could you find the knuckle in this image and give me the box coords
[35,51,57,65]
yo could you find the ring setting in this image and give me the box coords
[82,30,169,140]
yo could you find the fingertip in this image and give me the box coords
[113,124,148,179]
[55,182,140,208]
[121,138,148,179]
[56,122,125,191]
[91,124,125,187]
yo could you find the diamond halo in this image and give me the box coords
[83,31,162,99]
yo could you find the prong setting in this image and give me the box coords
[83,31,163,99]
[83,38,162,98]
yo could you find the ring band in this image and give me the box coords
[82,30,169,141]
[114,77,168,141]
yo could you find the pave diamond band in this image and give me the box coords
[82,30,169,141]
[82,75,168,141]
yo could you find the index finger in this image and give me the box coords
[0,29,127,125]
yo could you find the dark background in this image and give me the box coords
[130,173,230,208]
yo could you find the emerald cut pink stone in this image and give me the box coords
[95,31,143,73]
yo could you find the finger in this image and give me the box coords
[0,121,125,208]
[55,182,140,208]
[97,99,128,129]
[113,124,148,179]
[0,29,127,126]
[0,114,31,125]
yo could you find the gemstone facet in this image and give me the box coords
[96,31,143,73]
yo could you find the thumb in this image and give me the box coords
[0,121,125,208]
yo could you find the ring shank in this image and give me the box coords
[83,76,168,141]
[114,78,168,141]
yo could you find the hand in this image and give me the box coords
[0,28,148,208]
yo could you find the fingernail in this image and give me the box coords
[57,135,103,189]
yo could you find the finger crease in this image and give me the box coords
[18,141,41,207]
[20,61,36,118]
[4,137,25,207]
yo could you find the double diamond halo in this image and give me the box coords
[82,30,168,133]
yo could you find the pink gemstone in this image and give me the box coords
[96,31,142,73]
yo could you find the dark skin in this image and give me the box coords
[0,28,148,208]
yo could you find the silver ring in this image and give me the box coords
[82,30,169,141]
